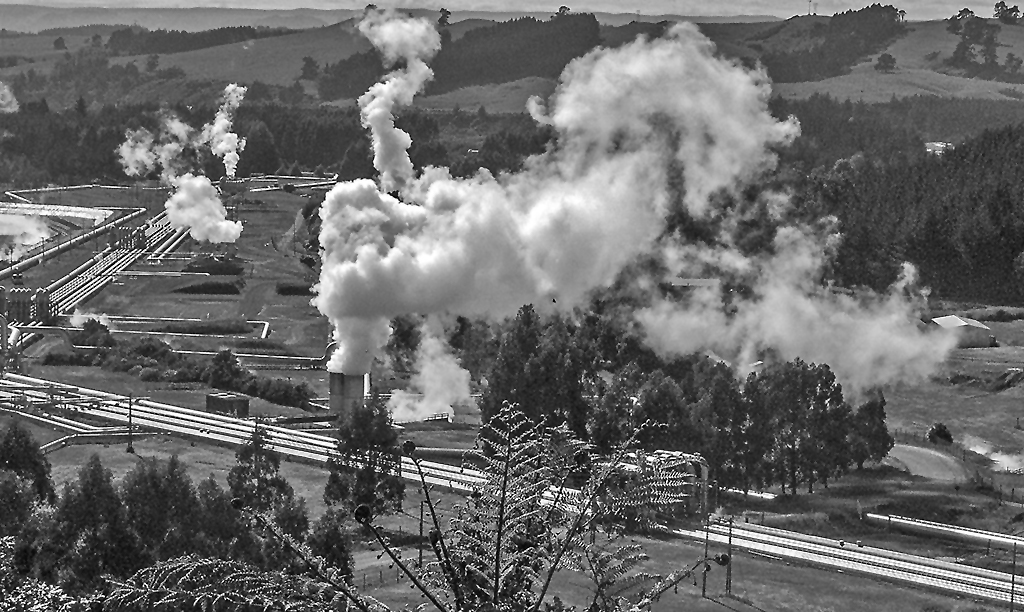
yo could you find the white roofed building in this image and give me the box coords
[930,315,995,348]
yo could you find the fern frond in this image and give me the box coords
[104,556,338,612]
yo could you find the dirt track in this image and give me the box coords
[887,444,970,482]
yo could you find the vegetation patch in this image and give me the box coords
[275,281,311,295]
[234,338,299,356]
[172,278,244,295]
[150,319,254,335]
[43,321,313,408]
[183,254,246,275]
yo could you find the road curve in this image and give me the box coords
[887,444,969,482]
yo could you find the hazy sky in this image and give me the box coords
[0,1,999,22]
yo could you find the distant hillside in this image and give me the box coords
[0,4,778,33]
[107,26,295,57]
[0,4,356,32]
[109,26,367,88]
[318,14,601,100]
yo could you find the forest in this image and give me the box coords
[106,25,294,56]
[758,4,907,82]
[317,13,602,100]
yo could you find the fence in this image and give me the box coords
[891,427,1024,505]
[891,428,972,465]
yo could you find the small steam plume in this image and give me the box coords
[0,214,50,260]
[164,173,242,243]
[118,114,196,184]
[0,82,19,114]
[357,8,441,193]
[388,322,472,422]
[116,85,247,243]
[69,308,111,328]
[200,84,247,178]
[314,21,953,400]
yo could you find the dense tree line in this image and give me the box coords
[760,4,907,82]
[317,13,602,100]
[43,321,315,408]
[478,306,894,495]
[0,421,347,596]
[106,25,294,56]
[808,122,1024,301]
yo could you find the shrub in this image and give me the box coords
[172,279,244,295]
[928,422,954,444]
[183,255,245,276]
[275,281,311,296]
[151,319,253,335]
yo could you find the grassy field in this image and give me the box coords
[414,76,557,113]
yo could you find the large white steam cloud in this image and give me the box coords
[165,173,243,243]
[117,85,246,243]
[0,214,50,260]
[0,82,19,114]
[638,229,957,395]
[314,17,953,417]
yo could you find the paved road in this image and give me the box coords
[887,444,970,482]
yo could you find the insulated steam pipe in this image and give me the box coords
[0,208,147,282]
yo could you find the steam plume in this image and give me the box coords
[388,325,472,422]
[0,214,50,260]
[0,82,19,114]
[118,115,195,184]
[638,230,956,396]
[357,8,441,193]
[200,84,247,178]
[164,173,242,243]
[314,21,953,397]
[69,308,111,328]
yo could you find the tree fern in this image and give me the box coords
[103,555,340,611]
[446,406,554,610]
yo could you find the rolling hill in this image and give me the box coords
[9,6,1024,111]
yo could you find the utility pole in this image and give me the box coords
[1013,542,1018,612]
[418,500,424,568]
[702,516,710,598]
[726,518,733,595]
[126,393,134,454]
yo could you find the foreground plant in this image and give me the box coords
[102,405,717,612]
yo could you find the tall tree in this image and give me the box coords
[120,455,200,561]
[227,426,294,513]
[0,420,54,502]
[324,393,404,516]
[56,455,141,590]
[849,391,895,470]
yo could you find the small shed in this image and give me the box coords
[930,315,996,348]
[206,392,250,418]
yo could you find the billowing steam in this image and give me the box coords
[0,82,19,114]
[638,231,957,396]
[0,214,50,260]
[388,326,472,422]
[165,173,242,243]
[116,84,246,243]
[200,84,247,178]
[357,9,441,193]
[69,308,111,328]
[119,114,196,184]
[314,18,953,411]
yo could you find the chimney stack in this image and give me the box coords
[329,372,368,422]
